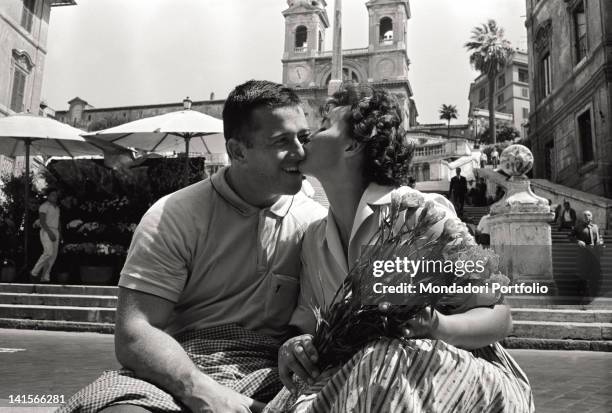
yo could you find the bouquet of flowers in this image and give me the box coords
[311,188,509,369]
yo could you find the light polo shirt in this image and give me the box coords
[290,183,501,334]
[119,167,326,339]
[39,201,60,229]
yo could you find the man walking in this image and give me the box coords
[557,200,577,230]
[449,167,468,216]
[60,80,326,413]
[31,188,60,283]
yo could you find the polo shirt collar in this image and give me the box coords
[210,167,294,218]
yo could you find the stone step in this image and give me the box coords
[0,304,115,323]
[0,318,114,334]
[0,292,117,308]
[506,295,612,307]
[510,320,612,340]
[511,308,612,323]
[0,283,119,296]
[501,337,612,352]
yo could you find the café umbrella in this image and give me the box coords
[82,103,225,184]
[0,113,104,270]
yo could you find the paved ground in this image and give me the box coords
[0,329,610,412]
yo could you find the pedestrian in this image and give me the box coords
[490,148,499,168]
[476,177,488,206]
[558,200,577,230]
[60,80,326,413]
[571,210,604,301]
[476,213,491,246]
[449,167,468,215]
[408,176,416,189]
[30,188,60,283]
[480,151,488,168]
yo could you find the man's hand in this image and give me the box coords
[577,240,586,247]
[182,377,265,413]
[278,334,320,393]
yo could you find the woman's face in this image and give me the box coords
[299,105,353,177]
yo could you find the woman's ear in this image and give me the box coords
[226,138,247,163]
[344,140,365,158]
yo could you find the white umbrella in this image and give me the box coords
[83,108,225,183]
[0,114,104,269]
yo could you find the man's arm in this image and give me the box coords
[114,287,264,413]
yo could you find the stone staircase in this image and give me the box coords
[0,284,116,333]
[0,283,611,351]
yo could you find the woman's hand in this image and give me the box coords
[400,306,444,339]
[278,334,320,394]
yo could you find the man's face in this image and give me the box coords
[456,168,461,176]
[564,202,570,210]
[584,211,592,224]
[47,191,59,204]
[241,105,310,197]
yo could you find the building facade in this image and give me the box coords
[281,0,417,128]
[0,0,75,117]
[526,0,612,197]
[467,50,531,138]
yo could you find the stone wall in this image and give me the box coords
[526,0,612,198]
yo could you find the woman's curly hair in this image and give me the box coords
[323,84,414,187]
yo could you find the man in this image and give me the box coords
[480,151,488,168]
[557,200,577,230]
[490,148,499,168]
[476,213,491,246]
[61,80,326,413]
[571,210,604,300]
[449,167,468,216]
[31,188,60,283]
[408,176,417,189]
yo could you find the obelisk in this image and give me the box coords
[327,0,342,96]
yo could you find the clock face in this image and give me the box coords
[289,65,310,84]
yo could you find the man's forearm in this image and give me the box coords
[115,319,214,404]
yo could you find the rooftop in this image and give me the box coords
[50,0,77,6]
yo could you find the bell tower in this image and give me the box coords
[365,0,410,81]
[282,0,329,87]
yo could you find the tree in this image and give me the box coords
[465,20,515,144]
[478,125,520,143]
[439,104,458,139]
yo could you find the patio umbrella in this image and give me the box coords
[0,113,105,270]
[82,108,225,184]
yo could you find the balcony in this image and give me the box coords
[412,139,473,161]
[294,47,307,53]
[318,47,369,57]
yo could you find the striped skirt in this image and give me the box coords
[264,339,534,413]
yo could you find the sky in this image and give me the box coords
[41,0,527,125]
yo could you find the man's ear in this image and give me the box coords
[226,138,247,163]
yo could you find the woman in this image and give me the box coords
[264,86,534,412]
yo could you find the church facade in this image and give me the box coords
[281,0,417,128]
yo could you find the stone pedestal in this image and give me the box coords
[488,145,557,293]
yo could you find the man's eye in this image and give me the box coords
[299,135,311,144]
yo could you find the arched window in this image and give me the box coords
[295,26,308,52]
[379,17,393,44]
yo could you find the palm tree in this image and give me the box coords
[439,104,458,139]
[465,19,515,144]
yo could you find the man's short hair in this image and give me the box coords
[222,80,302,147]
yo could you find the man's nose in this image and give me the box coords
[289,136,306,160]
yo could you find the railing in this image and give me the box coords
[294,47,307,53]
[318,47,369,57]
[413,145,445,159]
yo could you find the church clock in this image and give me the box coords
[288,65,311,84]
